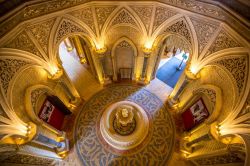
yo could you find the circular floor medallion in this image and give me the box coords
[74,85,175,166]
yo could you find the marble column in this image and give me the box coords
[48,64,81,109]
[92,47,107,84]
[73,36,87,64]
[140,52,151,83]
[167,68,199,108]
[32,126,69,158]
[63,37,73,52]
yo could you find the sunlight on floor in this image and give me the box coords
[59,42,102,100]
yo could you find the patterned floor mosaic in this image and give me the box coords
[74,85,175,166]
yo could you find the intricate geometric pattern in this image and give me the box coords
[55,19,85,44]
[0,59,30,95]
[194,153,244,165]
[31,88,46,111]
[153,6,177,31]
[95,6,117,31]
[2,154,54,165]
[130,5,153,31]
[29,18,56,54]
[164,20,192,44]
[4,31,43,59]
[195,88,216,111]
[215,56,247,94]
[111,9,137,27]
[116,40,132,48]
[69,7,96,34]
[190,18,219,54]
[205,30,241,57]
[74,85,175,165]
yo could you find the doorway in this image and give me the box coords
[155,35,190,88]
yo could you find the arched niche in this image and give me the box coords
[111,37,137,81]
[179,84,222,127]
[24,85,68,135]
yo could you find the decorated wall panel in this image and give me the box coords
[0,58,30,95]
[190,17,219,55]
[28,18,56,55]
[204,29,242,57]
[3,31,44,60]
[130,5,153,32]
[214,55,248,95]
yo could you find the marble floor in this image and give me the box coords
[55,43,194,166]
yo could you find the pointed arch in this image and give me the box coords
[200,48,250,110]
[101,7,147,37]
[49,17,96,65]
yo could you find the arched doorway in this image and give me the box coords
[58,35,101,99]
[154,35,191,89]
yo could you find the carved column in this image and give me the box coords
[72,36,87,64]
[32,126,69,158]
[168,68,199,108]
[48,64,81,109]
[92,47,107,84]
[97,51,111,84]
[152,40,168,80]
[63,37,74,52]
[140,53,150,81]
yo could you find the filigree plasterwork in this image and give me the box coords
[116,40,132,48]
[111,9,137,27]
[195,88,216,111]
[4,31,43,59]
[28,18,56,54]
[2,153,53,165]
[153,6,177,32]
[23,0,86,19]
[236,93,250,119]
[55,19,86,44]
[215,56,247,94]
[69,7,96,34]
[205,30,241,57]
[190,17,219,54]
[130,5,153,31]
[95,6,117,31]
[164,19,192,44]
[194,153,244,165]
[0,59,30,95]
[31,89,46,111]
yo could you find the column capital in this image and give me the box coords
[15,122,37,145]
[94,46,107,55]
[185,68,200,80]
[47,64,64,80]
[209,121,233,144]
